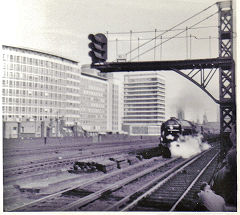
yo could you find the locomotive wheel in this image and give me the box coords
[162,146,171,158]
[159,144,163,155]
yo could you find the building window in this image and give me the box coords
[22,65,26,72]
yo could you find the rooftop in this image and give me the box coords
[2,45,79,65]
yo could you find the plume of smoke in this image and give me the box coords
[169,134,211,159]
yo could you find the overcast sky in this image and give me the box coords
[2,0,238,122]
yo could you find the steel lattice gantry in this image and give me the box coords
[92,1,235,140]
[217,1,235,136]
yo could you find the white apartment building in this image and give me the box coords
[123,72,166,135]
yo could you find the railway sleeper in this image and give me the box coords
[63,189,94,198]
[136,198,177,211]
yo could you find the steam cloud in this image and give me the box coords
[169,134,211,159]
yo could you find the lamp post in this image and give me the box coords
[34,116,37,137]
[55,111,60,137]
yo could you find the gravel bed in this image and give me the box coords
[84,157,165,192]
[79,158,182,211]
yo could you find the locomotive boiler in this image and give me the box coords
[159,117,197,158]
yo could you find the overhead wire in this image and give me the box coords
[107,25,217,35]
[130,10,218,61]
[117,3,216,58]
[108,36,219,42]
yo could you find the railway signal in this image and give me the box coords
[88,33,107,64]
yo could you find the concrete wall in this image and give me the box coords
[3,121,42,139]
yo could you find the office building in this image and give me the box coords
[123,72,165,135]
[81,65,122,133]
[2,45,120,138]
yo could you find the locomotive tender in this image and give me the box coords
[159,117,198,158]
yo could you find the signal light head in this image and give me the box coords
[88,33,107,64]
[88,34,95,41]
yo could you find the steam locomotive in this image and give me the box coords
[159,117,198,158]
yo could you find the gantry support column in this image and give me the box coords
[217,1,235,153]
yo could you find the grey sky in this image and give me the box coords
[3,0,236,122]
[3,0,220,62]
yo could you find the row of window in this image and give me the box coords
[124,120,164,124]
[2,89,74,100]
[3,103,80,113]
[125,91,165,95]
[125,95,165,99]
[2,106,89,116]
[3,115,53,121]
[3,92,106,106]
[124,108,165,111]
[2,83,86,96]
[124,99,165,103]
[3,97,105,109]
[124,82,165,87]
[79,114,106,119]
[125,77,164,83]
[3,71,80,88]
[125,112,165,115]
[3,97,63,105]
[124,104,165,107]
[3,115,99,124]
[124,116,164,120]
[124,86,165,90]
[3,54,77,72]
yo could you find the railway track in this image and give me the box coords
[4,141,158,179]
[8,145,219,212]
[8,156,179,211]
[4,139,157,158]
[123,146,219,211]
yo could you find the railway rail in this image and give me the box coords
[9,156,179,211]
[4,140,158,179]
[9,145,219,212]
[123,146,219,211]
[4,139,157,158]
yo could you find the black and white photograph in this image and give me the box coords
[1,0,238,212]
